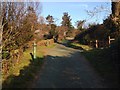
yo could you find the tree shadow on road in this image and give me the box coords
[54,42,119,88]
[32,54,110,88]
[2,56,44,89]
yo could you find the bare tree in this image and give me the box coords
[39,16,45,24]
[0,2,42,60]
[85,4,111,22]
[75,20,86,30]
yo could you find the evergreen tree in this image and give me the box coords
[46,15,54,25]
[61,12,73,28]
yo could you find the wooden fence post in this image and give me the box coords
[108,36,115,47]
[108,36,111,46]
[96,40,98,48]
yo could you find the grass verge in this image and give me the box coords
[68,42,92,50]
[82,48,119,88]
[2,44,55,88]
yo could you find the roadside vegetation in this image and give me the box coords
[70,2,120,88]
[2,44,55,88]
[83,40,119,87]
[68,38,119,87]
[1,1,120,88]
[68,42,92,51]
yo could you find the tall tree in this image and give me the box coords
[111,1,120,17]
[103,1,120,38]
[45,15,58,39]
[61,12,72,28]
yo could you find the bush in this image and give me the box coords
[109,37,120,65]
[2,50,10,59]
[110,37,120,50]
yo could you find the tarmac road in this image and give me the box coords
[31,43,107,88]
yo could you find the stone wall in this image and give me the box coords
[37,39,54,46]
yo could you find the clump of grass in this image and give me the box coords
[67,42,92,51]
[70,43,92,51]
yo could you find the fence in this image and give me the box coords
[89,36,115,48]
[89,40,109,48]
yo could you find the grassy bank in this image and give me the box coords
[68,42,92,51]
[68,42,119,88]
[82,48,119,87]
[2,44,55,88]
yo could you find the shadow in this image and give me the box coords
[31,54,117,88]
[30,53,34,60]
[2,56,44,89]
[56,40,119,88]
[81,48,120,88]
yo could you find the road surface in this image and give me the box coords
[31,43,107,88]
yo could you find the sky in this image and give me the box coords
[8,0,117,2]
[40,2,112,27]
